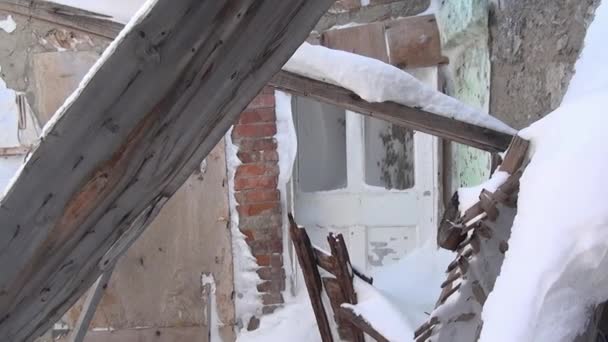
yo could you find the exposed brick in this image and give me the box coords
[255,254,283,267]
[238,108,276,124]
[260,86,275,95]
[235,189,280,204]
[237,202,280,217]
[257,266,285,281]
[250,240,283,255]
[233,123,277,138]
[234,175,278,191]
[257,278,286,293]
[235,164,279,178]
[247,316,260,331]
[262,292,284,305]
[239,214,282,229]
[237,151,279,163]
[240,229,255,243]
[234,138,278,152]
[262,305,281,315]
[248,94,275,109]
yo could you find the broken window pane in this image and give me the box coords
[364,117,415,190]
[293,96,347,192]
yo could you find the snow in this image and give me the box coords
[48,0,146,23]
[0,15,16,33]
[344,278,413,342]
[0,76,24,194]
[562,2,608,104]
[274,90,298,298]
[238,242,452,342]
[225,127,263,329]
[372,243,454,328]
[283,43,516,135]
[457,171,509,214]
[480,3,608,340]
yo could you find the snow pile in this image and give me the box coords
[225,127,263,329]
[457,171,509,213]
[283,43,515,135]
[238,242,452,342]
[479,92,608,341]
[344,278,415,341]
[480,3,608,341]
[237,292,320,342]
[274,90,298,295]
[0,77,24,194]
[372,242,454,328]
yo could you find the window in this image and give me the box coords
[294,96,347,192]
[364,117,415,190]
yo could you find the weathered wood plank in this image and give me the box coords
[0,0,123,40]
[288,215,334,342]
[68,265,115,342]
[339,307,390,342]
[327,233,365,342]
[0,146,30,157]
[0,1,334,340]
[270,71,513,152]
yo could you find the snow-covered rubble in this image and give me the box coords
[479,3,608,341]
[283,42,516,135]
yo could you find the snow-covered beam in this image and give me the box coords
[3,1,515,153]
[0,0,333,340]
[270,71,513,152]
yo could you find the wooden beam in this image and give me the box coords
[0,0,123,40]
[270,71,513,152]
[2,1,514,153]
[0,1,334,340]
[339,307,389,342]
[289,215,334,342]
[68,264,115,342]
[0,146,29,157]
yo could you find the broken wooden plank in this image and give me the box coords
[384,15,448,68]
[339,307,389,342]
[0,146,29,157]
[0,0,123,40]
[68,264,115,342]
[270,71,513,152]
[323,278,357,341]
[0,1,334,340]
[327,233,365,342]
[289,215,334,342]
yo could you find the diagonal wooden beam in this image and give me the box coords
[0,0,334,340]
[269,71,513,152]
[0,0,514,153]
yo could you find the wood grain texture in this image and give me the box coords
[270,71,513,152]
[0,0,123,39]
[0,0,333,340]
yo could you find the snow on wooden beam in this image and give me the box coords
[3,1,514,153]
[0,0,333,340]
[270,71,513,152]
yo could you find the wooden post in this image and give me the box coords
[68,265,115,342]
[288,214,334,342]
[339,307,389,342]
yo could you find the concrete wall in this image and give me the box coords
[489,0,600,129]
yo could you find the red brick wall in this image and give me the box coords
[232,87,285,325]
